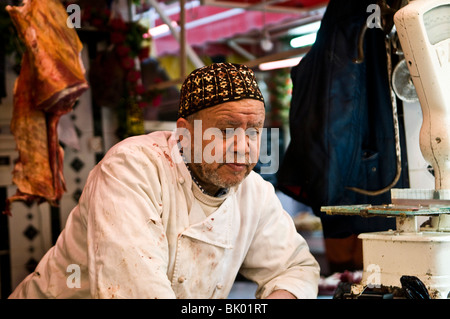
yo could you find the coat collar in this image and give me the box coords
[182,195,235,249]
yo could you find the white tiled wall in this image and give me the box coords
[4,46,99,292]
[58,48,98,228]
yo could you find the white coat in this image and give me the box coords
[9,131,320,299]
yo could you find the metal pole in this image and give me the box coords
[180,0,187,78]
[147,0,203,69]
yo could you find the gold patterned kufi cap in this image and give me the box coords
[178,63,264,118]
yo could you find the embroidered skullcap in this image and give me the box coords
[178,62,265,119]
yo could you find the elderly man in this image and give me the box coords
[9,63,320,299]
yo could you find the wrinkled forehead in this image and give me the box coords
[197,99,265,127]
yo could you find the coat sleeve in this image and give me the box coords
[81,144,176,298]
[238,177,320,299]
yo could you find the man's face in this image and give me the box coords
[177,99,265,194]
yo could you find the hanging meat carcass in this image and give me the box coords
[4,0,88,215]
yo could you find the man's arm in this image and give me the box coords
[266,290,297,299]
[239,176,320,299]
[83,145,176,298]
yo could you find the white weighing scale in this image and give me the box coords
[321,0,450,299]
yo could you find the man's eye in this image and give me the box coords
[247,128,260,139]
[223,129,235,138]
[220,128,260,139]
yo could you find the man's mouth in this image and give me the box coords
[225,163,247,172]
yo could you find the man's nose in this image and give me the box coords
[231,129,250,155]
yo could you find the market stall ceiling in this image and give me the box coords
[202,0,328,13]
[151,0,328,57]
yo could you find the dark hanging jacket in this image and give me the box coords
[277,0,410,238]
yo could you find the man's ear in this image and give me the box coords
[176,117,189,130]
[176,117,192,147]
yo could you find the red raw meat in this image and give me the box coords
[4,0,88,215]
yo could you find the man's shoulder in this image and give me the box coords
[239,171,274,195]
[97,131,179,169]
[117,131,173,148]
[105,131,174,155]
[244,170,266,184]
